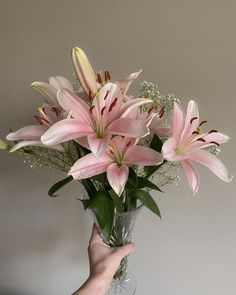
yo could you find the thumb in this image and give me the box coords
[114,242,135,259]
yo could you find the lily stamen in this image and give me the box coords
[210,141,220,146]
[192,131,200,135]
[103,90,110,100]
[197,138,206,142]
[101,106,106,116]
[159,107,165,118]
[199,120,208,127]
[51,106,59,116]
[208,129,218,134]
[108,97,118,112]
[89,106,95,114]
[105,70,111,81]
[97,72,103,84]
[190,116,198,124]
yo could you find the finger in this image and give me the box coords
[114,242,135,259]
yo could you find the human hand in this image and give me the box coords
[88,223,135,282]
[72,223,135,295]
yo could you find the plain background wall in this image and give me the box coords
[0,0,235,294]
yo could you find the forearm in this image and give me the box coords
[72,274,111,295]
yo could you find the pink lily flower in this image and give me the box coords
[31,76,74,107]
[162,100,232,195]
[69,136,163,196]
[6,105,64,152]
[41,82,152,156]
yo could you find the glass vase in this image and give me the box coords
[88,205,143,295]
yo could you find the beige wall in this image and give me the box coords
[0,1,235,294]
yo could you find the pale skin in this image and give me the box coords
[72,224,135,295]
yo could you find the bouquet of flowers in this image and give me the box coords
[0,47,232,294]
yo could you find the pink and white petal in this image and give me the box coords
[107,163,129,196]
[74,137,90,150]
[6,125,48,141]
[119,98,153,118]
[187,132,230,152]
[203,132,230,145]
[149,117,171,136]
[188,149,233,182]
[69,153,111,179]
[156,127,171,136]
[9,140,43,152]
[49,76,74,92]
[41,119,93,146]
[124,145,163,166]
[95,83,122,124]
[181,159,200,196]
[57,89,93,125]
[107,118,149,138]
[172,102,184,140]
[87,133,111,157]
[180,100,199,144]
[161,137,186,161]
[115,70,142,95]
[31,82,58,105]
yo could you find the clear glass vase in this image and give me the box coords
[88,205,143,295]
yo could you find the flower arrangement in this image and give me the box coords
[0,47,232,237]
[1,47,233,293]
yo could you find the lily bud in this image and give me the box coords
[0,138,10,150]
[71,47,97,97]
[31,82,58,106]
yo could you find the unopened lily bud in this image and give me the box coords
[31,82,58,106]
[71,47,97,97]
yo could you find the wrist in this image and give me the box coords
[73,274,111,295]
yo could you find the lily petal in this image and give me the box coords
[87,134,111,157]
[180,100,199,144]
[6,125,47,141]
[181,159,200,195]
[172,102,184,140]
[115,70,142,95]
[188,149,233,182]
[69,153,111,179]
[124,145,163,165]
[41,119,93,146]
[74,137,90,150]
[162,137,186,161]
[120,98,153,118]
[57,89,93,125]
[107,163,129,196]
[107,118,149,138]
[49,76,74,92]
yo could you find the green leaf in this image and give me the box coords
[80,199,92,210]
[144,162,165,179]
[81,179,97,198]
[109,190,123,212]
[127,167,138,188]
[131,189,161,218]
[150,134,163,152]
[48,176,73,197]
[88,191,114,238]
[137,177,163,192]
